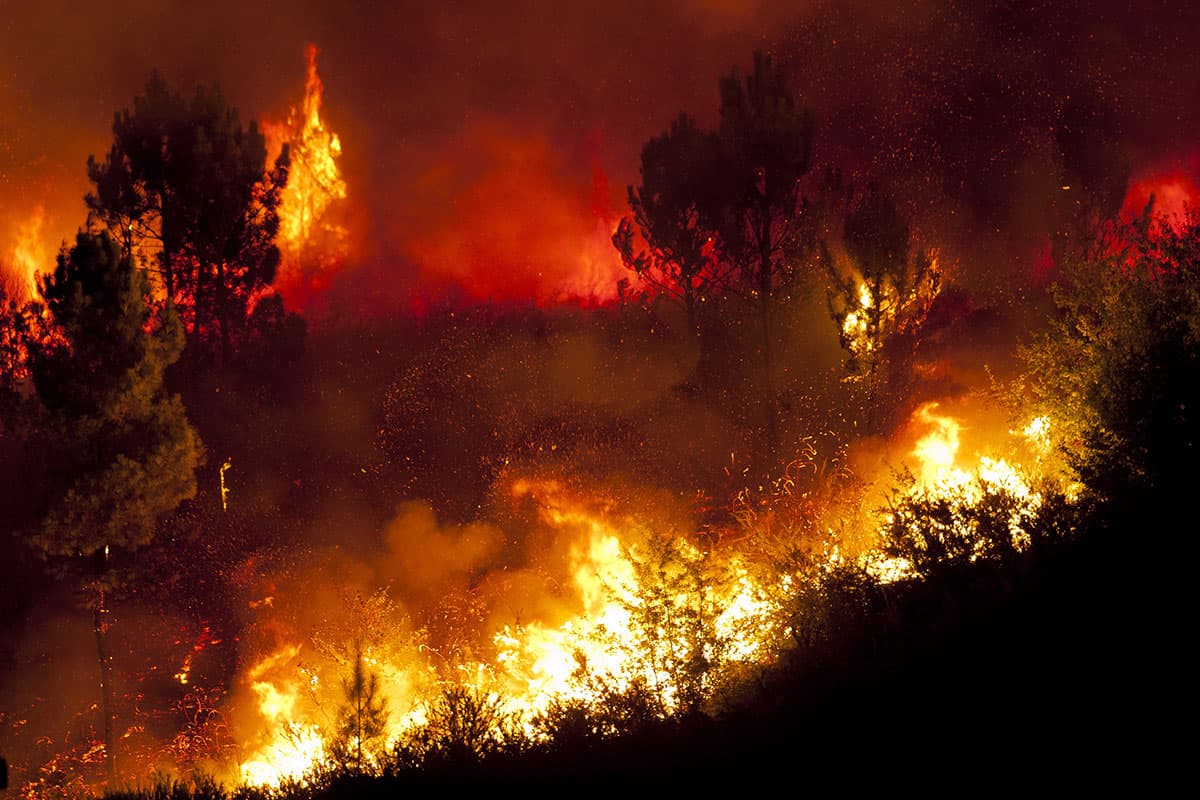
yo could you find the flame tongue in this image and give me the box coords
[5,205,47,301]
[266,43,348,309]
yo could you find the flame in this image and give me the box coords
[863,403,1048,583]
[403,122,626,307]
[265,44,348,310]
[910,401,961,485]
[10,410,1069,792]
[5,205,47,301]
[493,483,779,724]
[840,281,874,356]
[228,478,787,786]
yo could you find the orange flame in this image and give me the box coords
[265,44,348,310]
[4,205,47,301]
[228,478,786,786]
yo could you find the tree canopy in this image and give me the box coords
[826,189,940,432]
[28,231,203,559]
[614,113,723,335]
[714,49,816,311]
[616,50,818,463]
[87,71,287,362]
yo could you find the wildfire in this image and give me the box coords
[229,478,788,786]
[265,43,348,309]
[863,402,1050,583]
[910,401,961,485]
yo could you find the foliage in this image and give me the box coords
[390,686,516,770]
[0,282,35,430]
[1015,208,1200,509]
[825,189,941,432]
[876,465,1074,581]
[596,532,752,717]
[528,682,660,748]
[326,652,388,776]
[613,114,724,334]
[86,71,287,360]
[713,50,817,306]
[615,50,819,461]
[27,231,203,559]
[713,50,818,457]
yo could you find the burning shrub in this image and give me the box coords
[874,463,1072,581]
[389,685,517,771]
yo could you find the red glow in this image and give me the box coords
[400,121,625,308]
[1028,237,1056,287]
[1120,163,1200,226]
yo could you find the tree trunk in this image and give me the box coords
[684,281,697,338]
[758,211,779,466]
[92,568,117,785]
[215,261,230,367]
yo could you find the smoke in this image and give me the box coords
[4,1,1197,316]
[375,502,505,613]
[397,119,624,306]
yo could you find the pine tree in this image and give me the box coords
[26,231,204,782]
[614,113,725,337]
[329,648,389,775]
[714,51,817,460]
[87,72,287,362]
[825,189,940,433]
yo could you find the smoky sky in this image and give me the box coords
[3,0,1198,313]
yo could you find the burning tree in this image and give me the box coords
[86,72,287,362]
[613,113,724,338]
[0,282,33,426]
[266,44,348,304]
[24,232,203,783]
[392,685,515,771]
[825,189,941,433]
